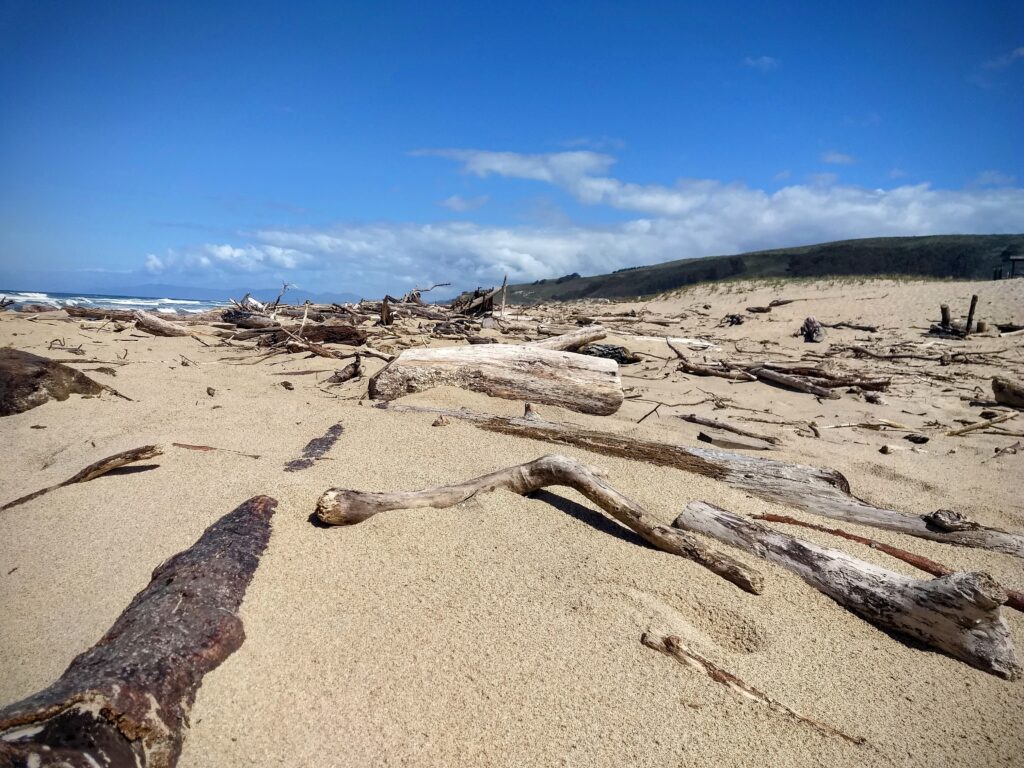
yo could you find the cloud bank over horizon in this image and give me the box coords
[142,149,1024,295]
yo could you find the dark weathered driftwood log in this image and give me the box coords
[284,423,344,471]
[0,349,106,416]
[0,496,277,767]
[673,501,1020,679]
[368,345,624,415]
[641,631,864,743]
[799,316,826,343]
[965,294,979,338]
[697,430,776,452]
[316,453,763,594]
[222,309,279,329]
[1,445,163,512]
[377,402,1024,558]
[752,512,1024,613]
[676,357,756,381]
[264,324,367,347]
[133,311,189,337]
[64,306,138,322]
[993,377,1024,409]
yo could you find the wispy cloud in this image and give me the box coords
[439,194,489,212]
[743,55,779,72]
[971,170,1017,187]
[984,46,1024,69]
[144,149,1024,295]
[773,169,791,182]
[889,168,906,179]
[821,150,856,165]
[561,136,626,151]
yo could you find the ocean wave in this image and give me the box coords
[1,290,229,313]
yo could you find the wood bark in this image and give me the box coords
[530,325,606,351]
[378,402,1024,558]
[940,303,951,328]
[965,294,979,337]
[133,311,189,337]
[0,495,277,767]
[680,413,782,445]
[697,430,776,452]
[673,501,1019,679]
[368,344,624,415]
[2,445,163,512]
[316,453,763,594]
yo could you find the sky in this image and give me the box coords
[1,0,1022,298]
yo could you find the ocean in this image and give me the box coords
[0,290,230,314]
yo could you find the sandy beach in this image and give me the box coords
[2,276,1023,767]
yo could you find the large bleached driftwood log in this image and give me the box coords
[530,325,607,351]
[134,310,189,337]
[0,496,278,767]
[673,502,1019,679]
[368,345,624,415]
[377,403,1024,558]
[316,453,763,594]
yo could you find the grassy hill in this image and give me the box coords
[506,235,1024,303]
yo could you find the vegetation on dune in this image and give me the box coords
[506,235,1024,302]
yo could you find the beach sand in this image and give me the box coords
[2,276,1023,767]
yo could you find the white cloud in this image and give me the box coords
[143,148,1024,295]
[439,194,489,212]
[773,169,791,181]
[144,253,164,273]
[744,56,779,72]
[821,150,856,165]
[889,168,906,179]
[561,136,626,150]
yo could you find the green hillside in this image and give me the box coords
[506,235,1024,303]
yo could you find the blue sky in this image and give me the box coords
[1,1,1022,297]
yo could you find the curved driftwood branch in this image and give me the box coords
[376,403,1024,558]
[673,502,1020,679]
[316,454,763,594]
[0,495,278,767]
[1,445,163,512]
[368,345,623,415]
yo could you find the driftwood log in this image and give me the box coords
[993,377,1024,409]
[316,453,763,594]
[378,403,1024,557]
[680,413,782,445]
[530,325,606,351]
[0,349,105,416]
[748,366,840,399]
[0,495,277,767]
[1,445,163,512]
[133,311,189,337]
[368,345,624,415]
[673,502,1019,679]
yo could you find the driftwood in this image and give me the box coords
[752,513,1024,613]
[284,422,344,471]
[820,321,878,333]
[328,356,362,384]
[799,316,826,343]
[578,344,642,365]
[222,309,278,329]
[641,632,863,744]
[748,367,840,399]
[172,443,260,460]
[530,325,606,351]
[377,403,1024,557]
[673,502,1019,679]
[0,349,105,416]
[680,413,781,445]
[0,495,277,767]
[264,324,367,347]
[945,411,1017,436]
[993,377,1024,409]
[316,453,763,594]
[697,430,776,452]
[676,357,756,381]
[133,311,189,337]
[368,345,624,415]
[65,306,138,322]
[1,445,163,511]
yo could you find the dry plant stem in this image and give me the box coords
[641,631,865,745]
[946,411,1018,436]
[1,445,163,511]
[368,344,624,415]
[674,502,1020,679]
[752,513,1024,613]
[680,413,782,444]
[378,403,1024,558]
[0,496,277,768]
[316,453,763,594]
